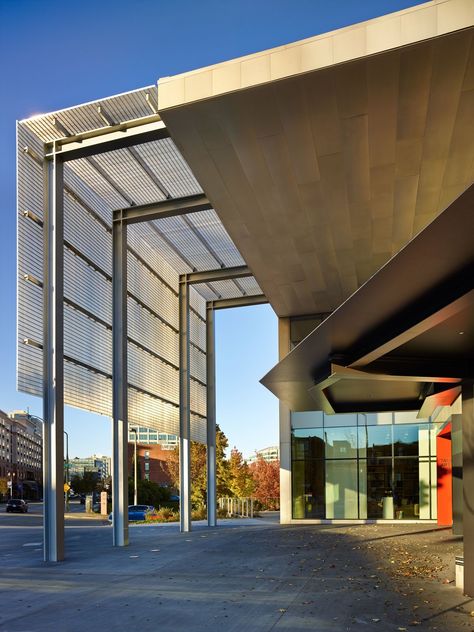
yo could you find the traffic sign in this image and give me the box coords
[64,483,70,493]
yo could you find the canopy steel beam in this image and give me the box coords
[206,295,268,310]
[183,266,252,285]
[43,150,65,563]
[114,193,211,225]
[46,119,169,162]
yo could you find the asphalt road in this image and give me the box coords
[0,501,107,528]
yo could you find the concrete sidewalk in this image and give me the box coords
[0,520,471,631]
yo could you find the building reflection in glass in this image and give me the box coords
[291,412,440,520]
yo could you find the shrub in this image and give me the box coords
[191,506,207,521]
[146,507,179,523]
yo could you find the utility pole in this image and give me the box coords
[130,428,138,505]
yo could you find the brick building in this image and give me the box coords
[0,410,42,500]
[127,443,174,487]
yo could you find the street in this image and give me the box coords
[0,500,107,528]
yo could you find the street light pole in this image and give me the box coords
[27,414,70,511]
[131,428,138,505]
[64,430,69,512]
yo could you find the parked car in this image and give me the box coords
[6,499,28,513]
[108,505,156,523]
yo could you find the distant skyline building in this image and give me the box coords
[128,426,178,451]
[247,446,279,464]
[68,455,111,480]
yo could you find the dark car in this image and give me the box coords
[6,499,28,513]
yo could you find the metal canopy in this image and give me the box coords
[17,85,264,442]
[260,183,474,414]
[158,13,474,317]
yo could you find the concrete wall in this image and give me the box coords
[278,318,292,523]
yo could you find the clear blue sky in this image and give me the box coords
[0,0,425,458]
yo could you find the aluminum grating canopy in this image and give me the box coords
[17,87,263,443]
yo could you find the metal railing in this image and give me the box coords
[218,497,254,518]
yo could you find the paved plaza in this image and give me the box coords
[0,512,472,631]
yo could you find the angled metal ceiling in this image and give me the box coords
[159,20,474,317]
[260,183,474,414]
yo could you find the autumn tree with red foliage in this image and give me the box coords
[249,456,280,509]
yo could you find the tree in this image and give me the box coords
[228,447,255,498]
[70,471,100,495]
[128,478,170,506]
[249,457,280,509]
[165,424,231,507]
[0,478,8,498]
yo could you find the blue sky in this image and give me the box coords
[0,0,425,458]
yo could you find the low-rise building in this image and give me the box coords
[0,410,42,500]
[127,443,173,486]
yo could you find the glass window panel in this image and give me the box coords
[393,458,419,519]
[323,413,358,427]
[324,427,358,458]
[393,424,421,456]
[430,460,437,520]
[367,426,392,457]
[418,458,431,519]
[292,429,324,460]
[394,411,428,424]
[429,423,444,457]
[292,459,325,519]
[364,413,392,425]
[291,411,323,429]
[325,460,358,519]
[359,461,367,519]
[418,426,430,457]
[358,426,368,458]
[367,458,393,519]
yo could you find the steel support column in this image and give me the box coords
[206,305,217,527]
[179,277,191,533]
[43,151,65,562]
[112,218,129,547]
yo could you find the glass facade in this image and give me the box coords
[291,412,439,520]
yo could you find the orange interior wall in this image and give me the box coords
[437,422,452,526]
